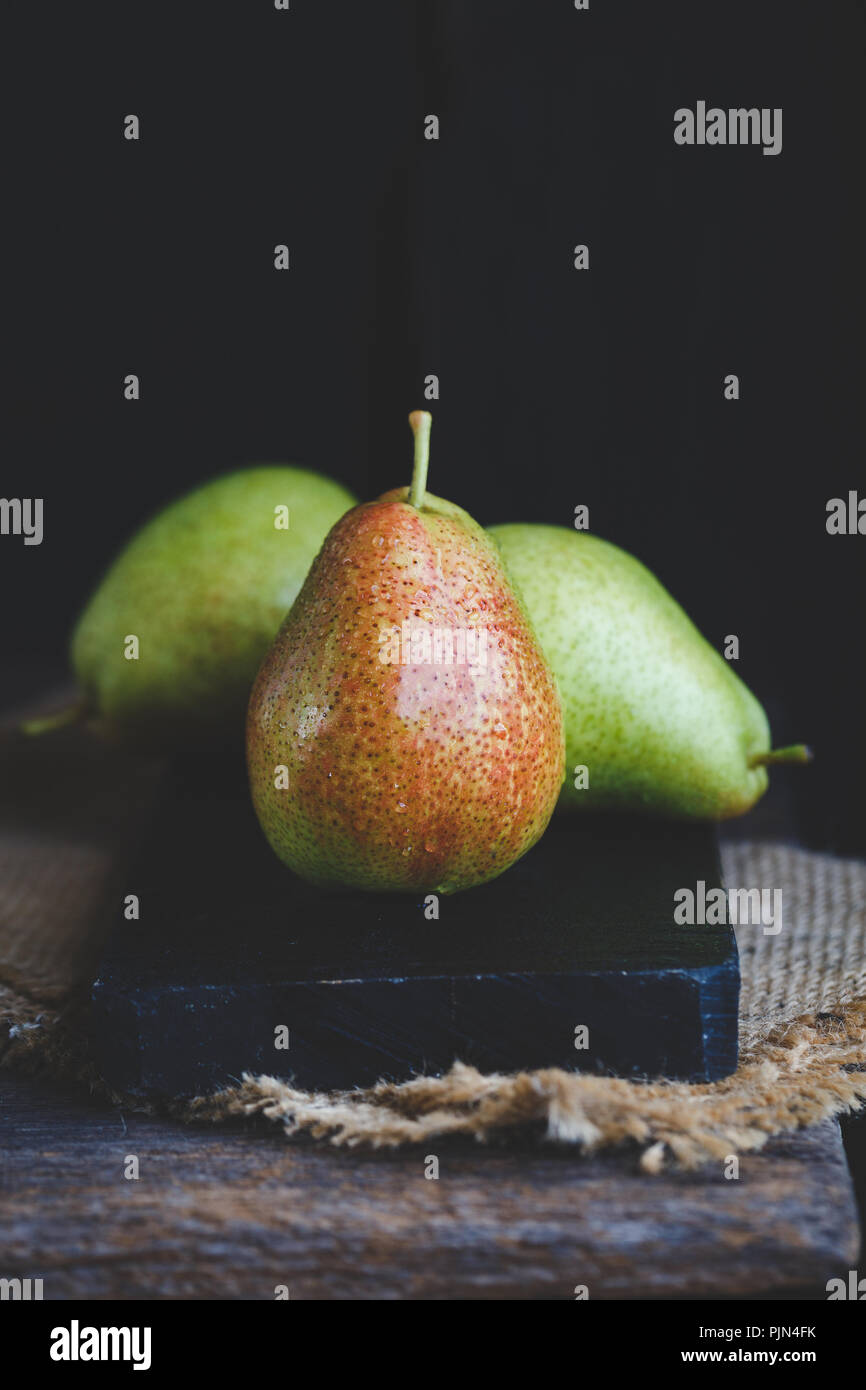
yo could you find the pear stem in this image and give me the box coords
[20,698,89,737]
[407,410,432,509]
[749,744,813,768]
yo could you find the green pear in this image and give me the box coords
[29,467,355,750]
[489,523,809,819]
[247,414,565,893]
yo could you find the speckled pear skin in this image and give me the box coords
[72,467,356,749]
[247,489,565,894]
[489,523,771,819]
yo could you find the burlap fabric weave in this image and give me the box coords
[2,724,865,1170]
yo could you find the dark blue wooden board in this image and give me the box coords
[91,768,739,1097]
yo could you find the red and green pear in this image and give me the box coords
[247,413,565,893]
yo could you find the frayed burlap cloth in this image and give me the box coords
[1,728,865,1170]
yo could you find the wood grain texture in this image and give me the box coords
[0,1077,857,1300]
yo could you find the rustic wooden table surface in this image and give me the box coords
[0,1075,858,1300]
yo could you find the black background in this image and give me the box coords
[4,0,865,854]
